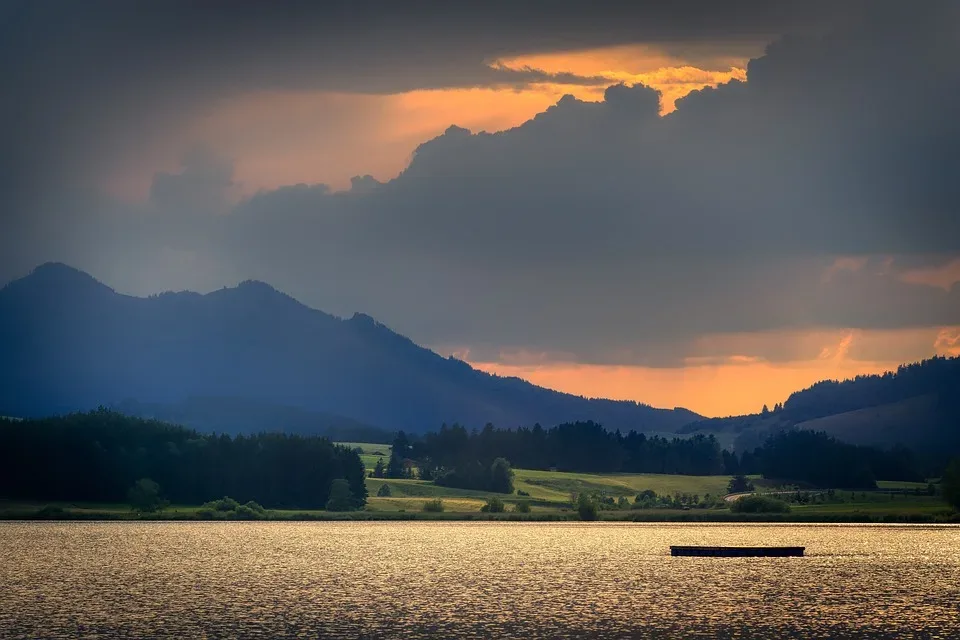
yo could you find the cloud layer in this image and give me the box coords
[1,1,958,369]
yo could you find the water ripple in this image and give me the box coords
[1,522,958,639]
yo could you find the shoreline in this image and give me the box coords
[4,506,958,524]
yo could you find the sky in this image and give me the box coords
[1,0,959,417]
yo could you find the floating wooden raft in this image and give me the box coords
[670,546,804,557]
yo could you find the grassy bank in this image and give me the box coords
[1,499,957,523]
[2,465,955,523]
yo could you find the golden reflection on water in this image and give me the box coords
[1,522,958,639]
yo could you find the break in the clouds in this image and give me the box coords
[1,0,958,371]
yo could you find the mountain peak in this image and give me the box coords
[236,279,278,293]
[33,261,100,280]
[4,262,113,296]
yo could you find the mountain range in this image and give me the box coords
[4,263,957,455]
[0,263,700,434]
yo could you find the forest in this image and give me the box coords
[0,409,367,509]
[382,422,926,490]
[781,355,960,423]
[403,421,727,478]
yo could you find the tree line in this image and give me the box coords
[782,355,960,422]
[382,422,729,483]
[730,430,925,488]
[0,409,367,509]
[378,422,928,491]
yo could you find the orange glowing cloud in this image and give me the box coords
[898,258,960,291]
[101,44,753,199]
[492,44,749,113]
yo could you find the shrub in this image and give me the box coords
[202,496,240,512]
[516,489,530,497]
[232,504,266,520]
[730,495,791,513]
[513,501,531,513]
[376,483,392,497]
[480,497,506,513]
[243,500,265,513]
[422,499,444,513]
[34,505,66,519]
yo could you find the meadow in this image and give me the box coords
[337,441,392,471]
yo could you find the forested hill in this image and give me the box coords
[680,356,960,457]
[0,409,367,509]
[782,356,960,423]
[0,263,699,433]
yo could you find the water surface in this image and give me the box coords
[2,522,958,638]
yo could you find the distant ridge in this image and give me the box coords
[0,264,701,433]
[679,356,960,456]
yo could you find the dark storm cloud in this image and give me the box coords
[2,1,958,366]
[0,0,864,194]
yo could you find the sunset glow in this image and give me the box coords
[463,325,960,416]
[103,45,753,199]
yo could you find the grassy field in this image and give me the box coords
[512,469,733,502]
[336,441,392,472]
[363,471,735,513]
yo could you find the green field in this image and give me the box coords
[336,441,392,471]
[513,469,733,502]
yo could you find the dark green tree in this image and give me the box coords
[727,475,755,494]
[489,457,515,494]
[128,478,165,512]
[386,431,410,479]
[373,457,386,478]
[325,479,355,511]
[376,483,392,497]
[577,493,599,521]
[943,458,960,510]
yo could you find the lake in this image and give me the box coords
[1,522,958,638]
